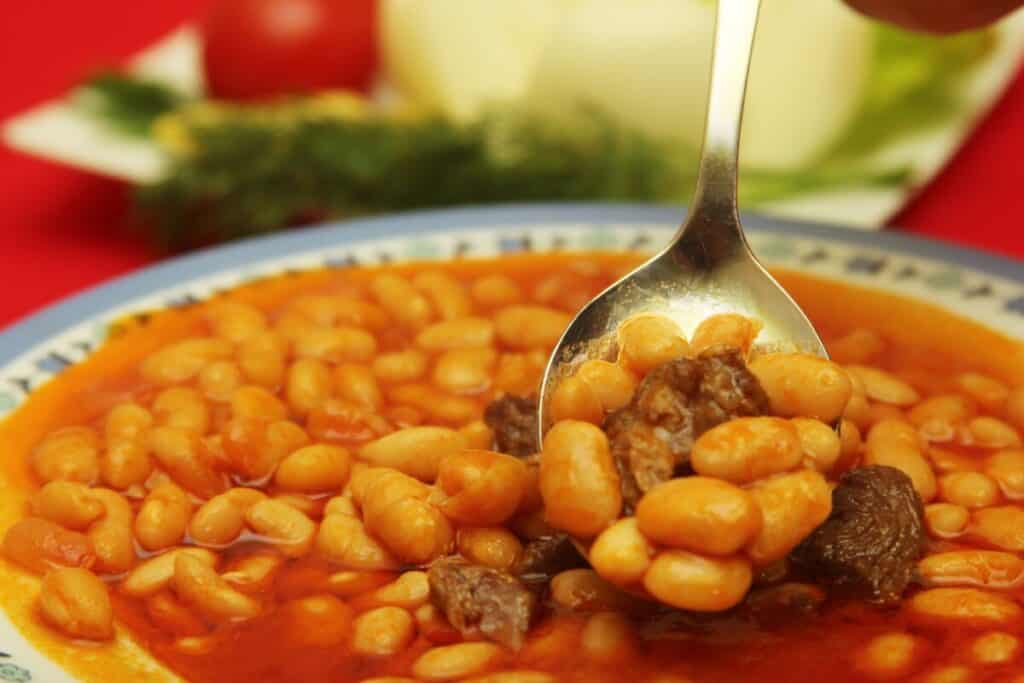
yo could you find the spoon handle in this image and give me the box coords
[675,0,762,249]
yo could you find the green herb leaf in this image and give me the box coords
[823,26,994,162]
[135,109,680,247]
[74,71,187,136]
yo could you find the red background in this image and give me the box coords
[0,2,1022,330]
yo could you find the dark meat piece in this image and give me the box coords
[513,533,587,584]
[791,465,926,606]
[695,350,771,422]
[428,557,537,650]
[603,349,770,508]
[484,395,539,457]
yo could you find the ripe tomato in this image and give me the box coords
[201,0,377,100]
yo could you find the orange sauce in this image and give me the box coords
[0,252,1021,683]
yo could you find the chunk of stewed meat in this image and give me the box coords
[603,349,770,509]
[485,395,539,457]
[792,465,926,606]
[428,557,537,650]
[513,533,587,584]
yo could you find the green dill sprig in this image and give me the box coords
[136,110,689,248]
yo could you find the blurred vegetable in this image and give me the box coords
[843,0,1022,34]
[741,0,871,169]
[825,27,994,161]
[523,0,714,159]
[201,0,377,100]
[384,0,873,171]
[381,0,573,122]
[76,72,186,136]
[72,11,992,250]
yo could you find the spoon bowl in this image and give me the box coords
[537,0,828,439]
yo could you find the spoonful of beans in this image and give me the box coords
[537,0,828,439]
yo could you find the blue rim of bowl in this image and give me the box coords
[0,202,1021,372]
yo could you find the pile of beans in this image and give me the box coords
[1,256,1024,683]
[0,264,599,681]
[540,313,850,611]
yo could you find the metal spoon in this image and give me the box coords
[538,0,828,439]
